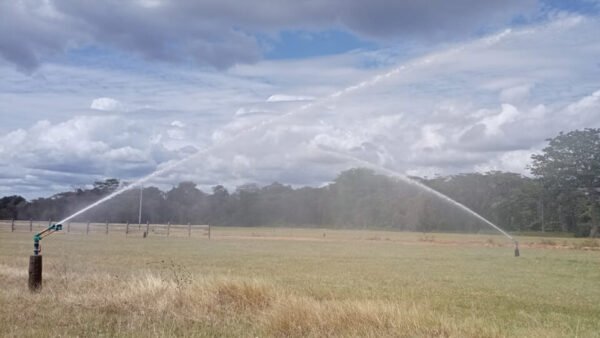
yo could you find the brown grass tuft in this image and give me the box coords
[571,239,600,250]
[266,298,395,337]
[212,280,273,312]
[539,238,557,246]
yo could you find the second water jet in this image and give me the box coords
[314,146,520,256]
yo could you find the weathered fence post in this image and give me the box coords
[208,224,211,240]
[29,219,33,232]
[146,220,150,236]
[105,220,109,235]
[86,221,90,235]
[167,221,171,237]
[188,222,191,237]
[11,219,15,232]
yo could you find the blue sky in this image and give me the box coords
[263,30,377,60]
[1,0,600,198]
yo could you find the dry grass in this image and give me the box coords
[0,267,502,337]
[571,239,600,250]
[538,238,557,246]
[1,229,600,337]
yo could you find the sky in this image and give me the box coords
[1,0,600,199]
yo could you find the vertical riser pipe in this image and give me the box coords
[28,255,42,291]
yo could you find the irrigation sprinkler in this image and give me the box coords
[514,241,520,257]
[29,223,62,291]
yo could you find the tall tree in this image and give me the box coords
[0,195,26,219]
[166,182,207,223]
[530,129,600,237]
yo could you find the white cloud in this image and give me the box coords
[412,125,446,151]
[90,97,122,111]
[0,115,185,196]
[474,149,537,174]
[2,15,600,197]
[266,94,315,102]
[566,89,600,114]
[499,84,532,102]
[166,128,185,140]
[480,104,520,136]
[170,120,185,128]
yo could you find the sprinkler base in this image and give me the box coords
[28,255,42,291]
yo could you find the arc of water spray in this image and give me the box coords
[58,29,517,225]
[58,53,434,224]
[314,146,517,244]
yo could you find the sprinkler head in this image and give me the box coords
[33,235,41,256]
[514,241,520,257]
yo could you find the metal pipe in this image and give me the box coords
[32,223,62,255]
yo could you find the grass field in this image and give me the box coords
[1,227,600,337]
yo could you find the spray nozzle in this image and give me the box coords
[32,223,63,256]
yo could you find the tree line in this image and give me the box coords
[1,128,598,236]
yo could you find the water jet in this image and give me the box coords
[314,146,521,256]
[34,29,521,287]
[53,28,517,228]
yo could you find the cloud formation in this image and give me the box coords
[181,16,600,186]
[1,0,536,72]
[90,97,122,111]
[1,15,599,199]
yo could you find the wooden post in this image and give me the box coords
[126,221,130,236]
[28,255,42,291]
[105,220,109,235]
[146,220,149,236]
[167,221,171,237]
[86,221,90,235]
[208,224,211,240]
[188,222,191,238]
[29,219,33,232]
[11,219,15,232]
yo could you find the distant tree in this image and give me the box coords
[328,168,410,229]
[165,182,207,223]
[530,129,600,237]
[0,168,557,234]
[0,195,27,219]
[233,184,260,226]
[425,172,539,232]
[104,188,142,223]
[139,187,166,223]
[209,185,231,225]
[93,178,120,194]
